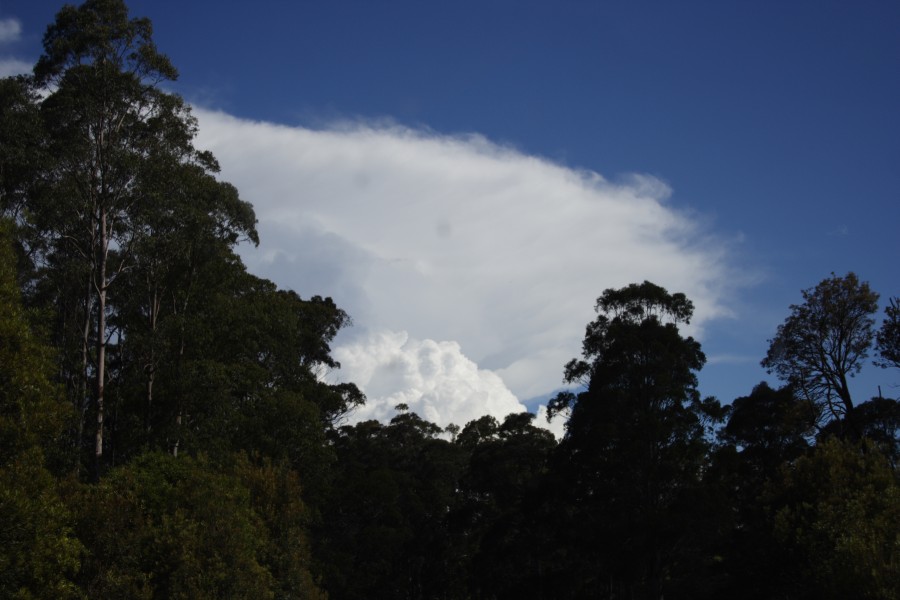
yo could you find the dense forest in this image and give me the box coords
[1,1,897,598]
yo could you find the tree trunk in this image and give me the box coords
[145,284,159,436]
[93,206,108,479]
[77,275,93,470]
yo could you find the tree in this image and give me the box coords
[720,382,816,476]
[454,412,557,599]
[0,221,69,461]
[762,273,879,436]
[232,454,327,600]
[71,452,301,599]
[859,398,900,464]
[32,0,177,473]
[0,76,46,228]
[768,438,900,600]
[109,156,257,447]
[547,281,725,599]
[1,4,362,597]
[316,412,466,600]
[709,383,817,599]
[0,221,81,598]
[153,270,358,498]
[10,0,258,476]
[876,297,900,371]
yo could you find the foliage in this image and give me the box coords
[316,411,466,600]
[0,449,83,600]
[876,297,900,371]
[708,383,815,599]
[454,413,557,599]
[547,281,726,599]
[770,438,900,600]
[0,221,69,459]
[231,455,326,600]
[15,0,261,477]
[854,397,900,465]
[0,221,81,599]
[0,76,46,229]
[720,382,815,474]
[762,273,879,433]
[70,452,327,599]
[2,3,345,597]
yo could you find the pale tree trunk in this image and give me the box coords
[172,322,185,458]
[171,277,193,457]
[94,205,108,478]
[172,411,181,457]
[145,283,159,435]
[77,276,93,464]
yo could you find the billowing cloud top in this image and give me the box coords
[334,330,522,424]
[194,109,733,433]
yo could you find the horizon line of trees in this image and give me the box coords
[1,1,897,599]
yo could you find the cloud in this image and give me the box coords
[331,329,530,429]
[0,18,21,44]
[535,404,568,440]
[0,57,31,78]
[0,17,30,78]
[706,353,758,366]
[193,109,735,429]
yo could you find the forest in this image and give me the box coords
[0,1,897,598]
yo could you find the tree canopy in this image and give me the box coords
[876,297,900,371]
[763,272,879,434]
[546,281,726,599]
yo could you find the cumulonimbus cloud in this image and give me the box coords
[194,109,735,432]
[331,330,568,438]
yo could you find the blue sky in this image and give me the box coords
[3,1,899,432]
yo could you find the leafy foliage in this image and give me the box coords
[454,413,557,599]
[876,297,900,370]
[0,221,81,599]
[763,272,879,433]
[71,452,301,599]
[770,438,900,600]
[316,411,466,600]
[547,281,725,599]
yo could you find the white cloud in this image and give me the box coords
[193,109,735,430]
[332,329,530,429]
[0,57,30,78]
[0,17,29,78]
[535,404,568,440]
[0,18,21,44]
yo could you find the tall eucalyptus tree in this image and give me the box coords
[14,0,257,474]
[548,282,725,599]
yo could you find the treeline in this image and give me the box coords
[0,1,897,599]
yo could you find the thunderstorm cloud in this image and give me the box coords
[194,109,735,433]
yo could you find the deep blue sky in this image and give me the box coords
[4,0,900,409]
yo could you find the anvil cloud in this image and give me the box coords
[194,109,734,433]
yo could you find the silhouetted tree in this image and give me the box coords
[763,273,879,437]
[876,297,900,371]
[548,281,725,600]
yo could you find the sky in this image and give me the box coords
[3,0,899,436]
